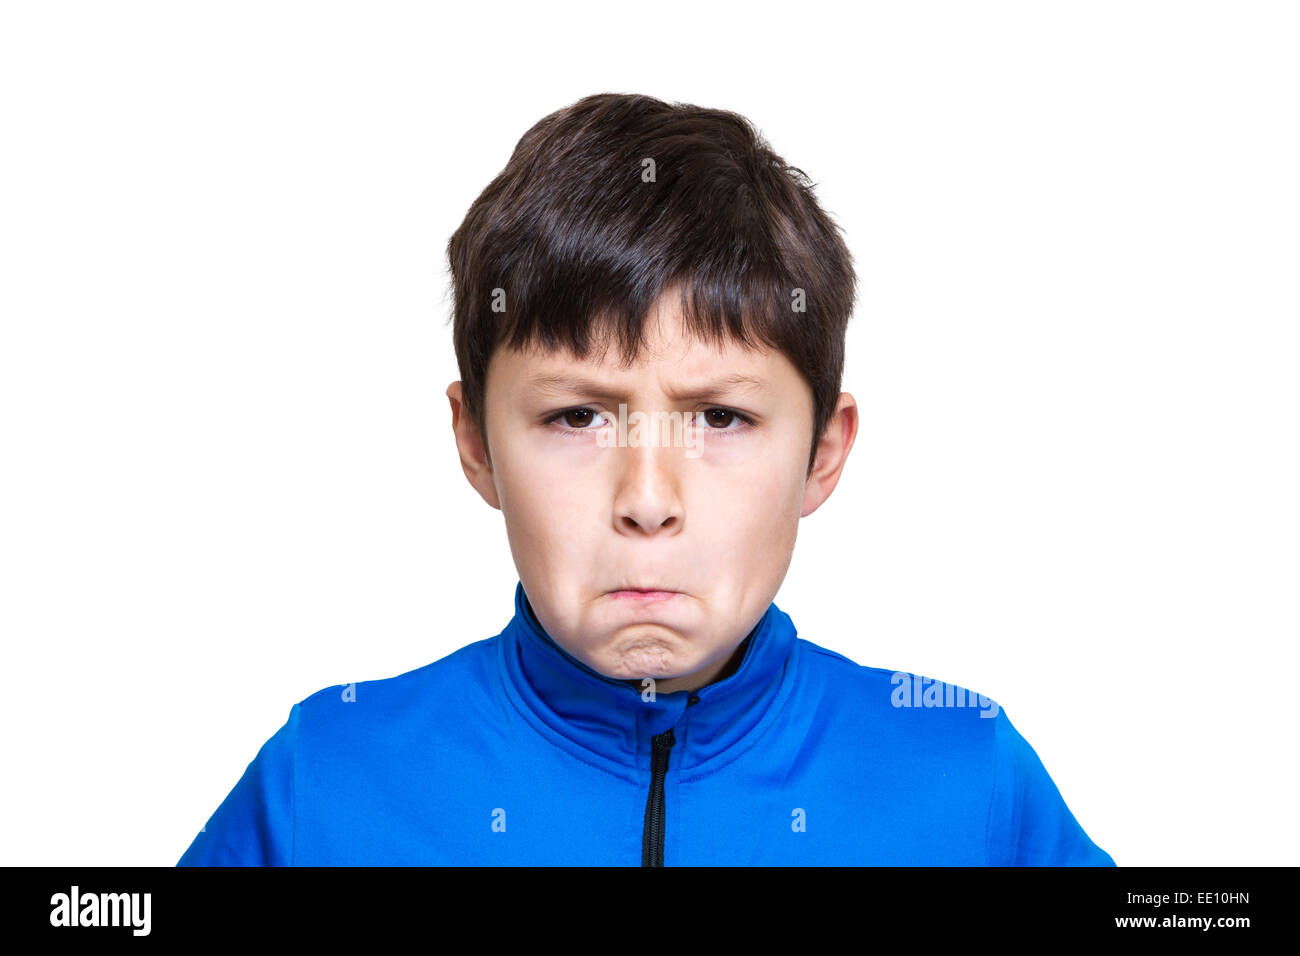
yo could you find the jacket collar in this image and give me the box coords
[498,580,798,779]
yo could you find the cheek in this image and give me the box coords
[497,453,601,564]
[497,432,584,513]
[705,432,806,513]
[696,469,802,561]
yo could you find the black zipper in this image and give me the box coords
[640,693,698,867]
[641,727,676,866]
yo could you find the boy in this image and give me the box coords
[178,92,1114,866]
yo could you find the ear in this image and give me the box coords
[446,381,501,510]
[801,392,859,518]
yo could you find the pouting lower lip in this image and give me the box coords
[607,589,678,601]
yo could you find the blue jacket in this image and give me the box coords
[178,581,1114,865]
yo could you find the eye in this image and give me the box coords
[544,407,609,432]
[690,408,755,432]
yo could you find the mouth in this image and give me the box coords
[606,587,680,603]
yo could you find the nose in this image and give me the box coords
[612,431,685,536]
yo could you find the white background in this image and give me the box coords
[1,0,1295,867]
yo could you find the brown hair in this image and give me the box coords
[446,92,857,475]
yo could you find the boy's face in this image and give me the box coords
[447,291,857,694]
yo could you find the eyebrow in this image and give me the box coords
[522,371,768,402]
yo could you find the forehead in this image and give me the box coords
[489,299,800,399]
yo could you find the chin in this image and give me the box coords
[602,652,690,681]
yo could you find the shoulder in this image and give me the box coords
[985,706,1116,865]
[794,637,1112,865]
[291,636,502,739]
[794,636,1003,732]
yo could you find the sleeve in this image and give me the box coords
[176,703,300,867]
[985,708,1115,866]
